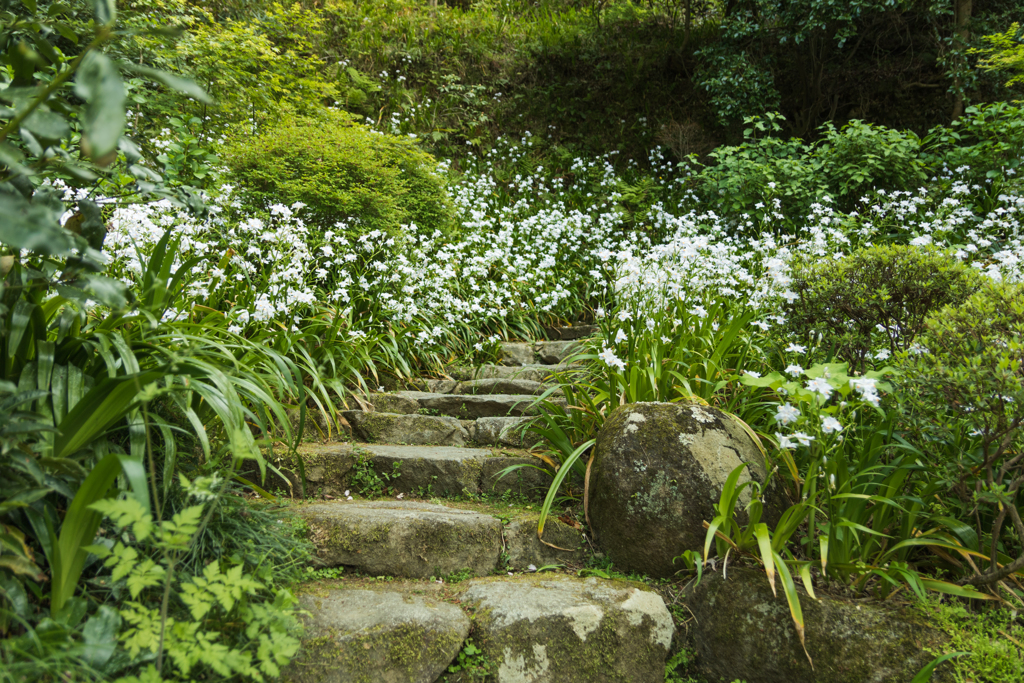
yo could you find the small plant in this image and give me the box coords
[304,566,346,581]
[350,452,402,498]
[446,638,493,681]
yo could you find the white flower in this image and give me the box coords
[745,370,761,378]
[775,432,796,449]
[781,291,799,303]
[805,377,833,400]
[775,403,801,425]
[396,493,404,499]
[660,336,671,344]
[874,349,891,360]
[614,328,628,344]
[786,343,807,354]
[598,346,626,371]
[793,431,814,447]
[784,364,803,377]
[528,564,537,572]
[821,416,843,434]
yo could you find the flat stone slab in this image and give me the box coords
[545,325,598,340]
[343,411,468,446]
[422,393,541,419]
[456,575,674,683]
[472,416,535,448]
[362,444,490,497]
[301,501,503,578]
[481,455,551,500]
[503,514,584,570]
[448,364,575,383]
[499,342,535,366]
[454,378,557,396]
[287,587,469,683]
[534,340,584,365]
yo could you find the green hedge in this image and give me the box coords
[225,109,456,239]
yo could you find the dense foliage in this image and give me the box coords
[2,0,1024,682]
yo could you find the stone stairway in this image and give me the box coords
[278,325,681,683]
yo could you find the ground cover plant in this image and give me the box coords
[3,0,1024,682]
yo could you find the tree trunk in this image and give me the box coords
[951,0,972,119]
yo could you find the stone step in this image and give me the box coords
[354,443,550,499]
[498,340,587,366]
[299,500,584,578]
[287,585,469,683]
[370,391,554,419]
[546,323,599,340]
[287,573,674,683]
[448,363,577,383]
[268,442,549,500]
[342,410,535,448]
[453,575,675,683]
[403,377,561,397]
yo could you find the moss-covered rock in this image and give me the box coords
[454,574,674,683]
[300,501,502,578]
[686,567,951,683]
[503,514,584,570]
[284,586,469,683]
[590,402,782,578]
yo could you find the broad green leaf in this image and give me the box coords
[0,192,75,255]
[92,0,116,25]
[74,52,125,160]
[121,63,213,104]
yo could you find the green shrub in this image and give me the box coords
[920,599,1024,683]
[784,245,983,372]
[224,109,457,239]
[899,280,1024,589]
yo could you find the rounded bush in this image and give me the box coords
[224,109,456,239]
[784,244,984,371]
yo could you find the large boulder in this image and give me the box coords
[686,567,951,683]
[455,575,674,683]
[285,585,469,683]
[590,402,781,578]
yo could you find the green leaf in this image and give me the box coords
[910,652,969,683]
[22,109,69,144]
[754,523,775,595]
[81,605,121,667]
[0,191,76,255]
[74,52,125,160]
[92,0,116,25]
[120,63,213,104]
[50,452,122,614]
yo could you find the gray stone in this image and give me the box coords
[301,501,502,578]
[362,444,489,497]
[262,444,355,498]
[286,587,469,683]
[456,575,674,683]
[534,340,584,365]
[687,567,952,683]
[404,378,459,394]
[369,393,419,415]
[420,394,540,419]
[343,411,469,446]
[473,417,536,448]
[504,514,584,570]
[589,402,782,578]
[480,456,552,500]
[545,325,598,340]
[448,364,577,384]
[499,342,535,366]
[454,378,557,396]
